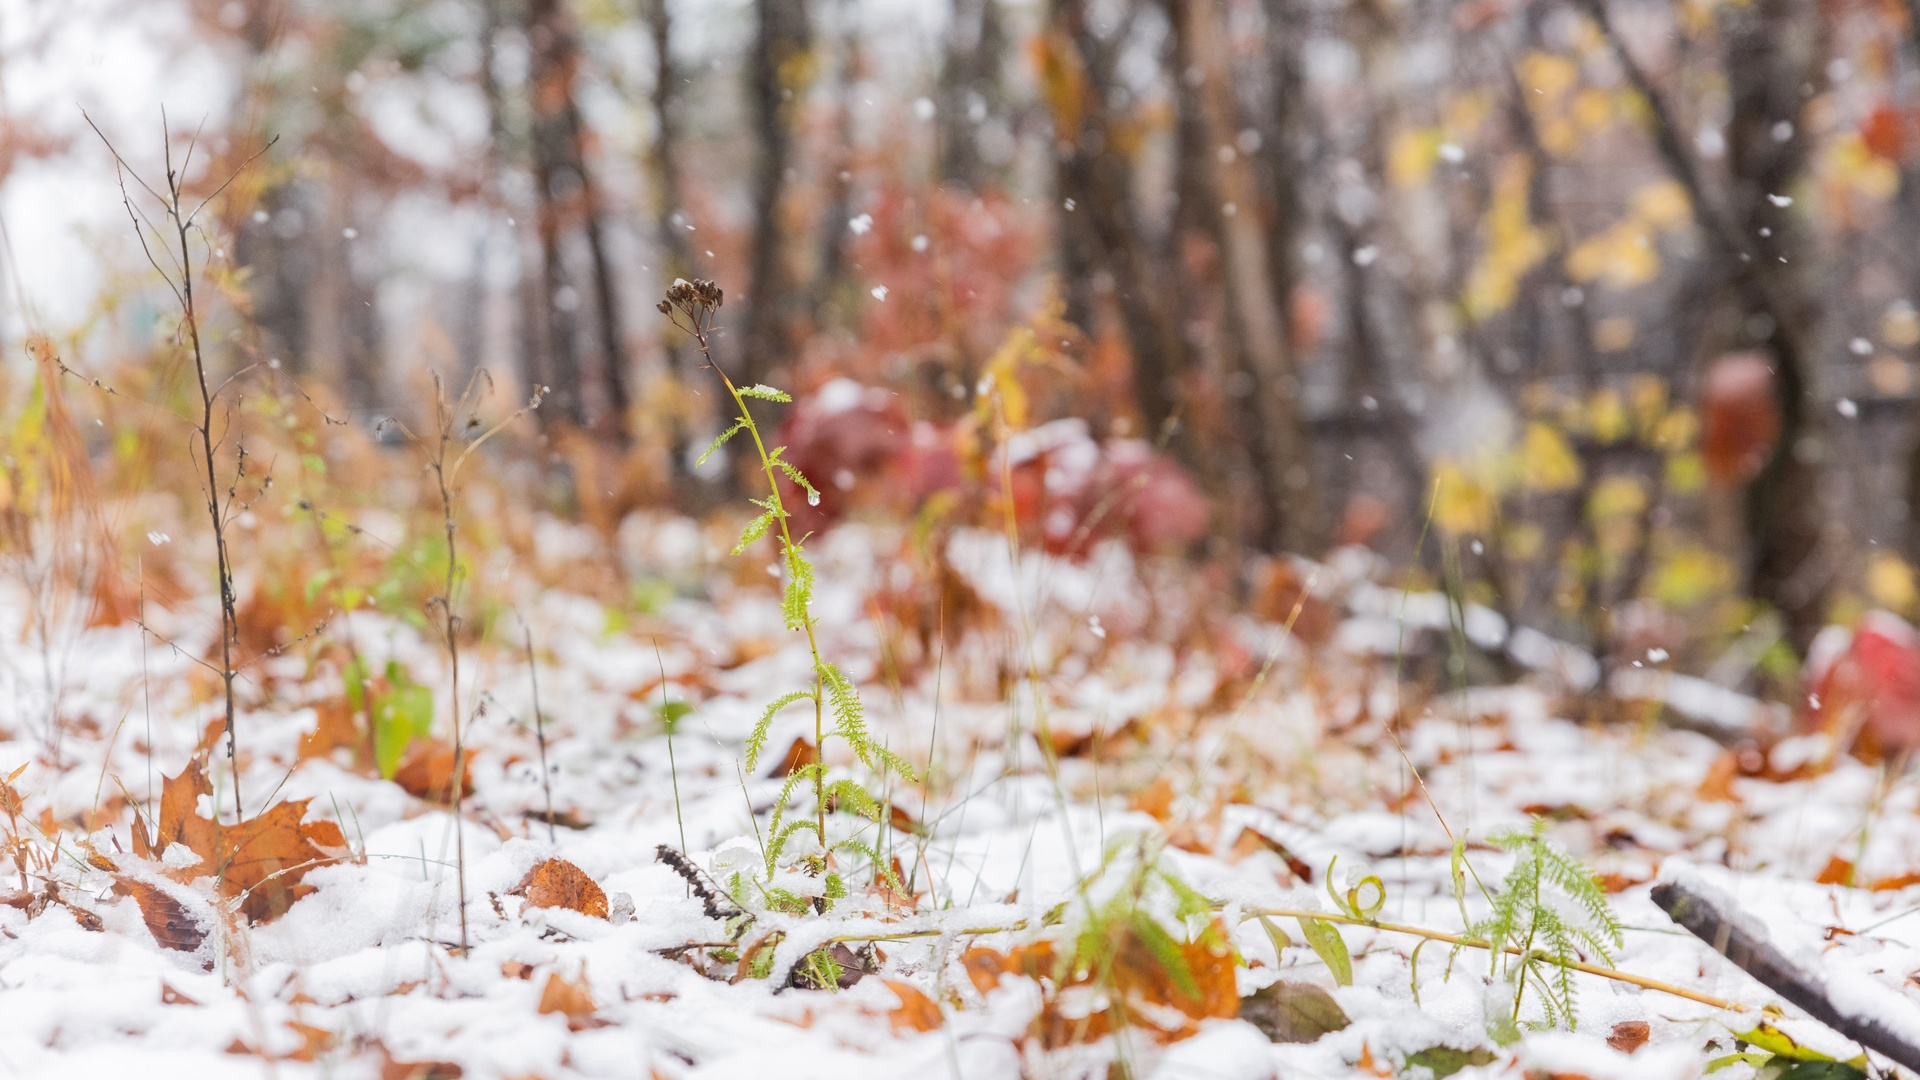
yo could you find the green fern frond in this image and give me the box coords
[826,778,882,820]
[745,689,813,771]
[772,456,818,502]
[738,383,793,402]
[780,545,816,631]
[696,418,749,467]
[733,510,778,555]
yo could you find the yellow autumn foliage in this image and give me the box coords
[1463,156,1552,320]
[1519,422,1582,492]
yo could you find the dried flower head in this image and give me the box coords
[659,278,724,330]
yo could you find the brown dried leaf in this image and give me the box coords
[117,876,209,952]
[764,737,818,779]
[511,859,609,919]
[1606,1020,1650,1054]
[161,981,200,1006]
[1241,979,1351,1044]
[146,758,349,922]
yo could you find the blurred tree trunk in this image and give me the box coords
[936,0,1005,190]
[1046,0,1195,459]
[810,0,860,316]
[643,0,696,478]
[742,0,813,385]
[525,0,630,436]
[1588,0,1829,651]
[1175,0,1322,553]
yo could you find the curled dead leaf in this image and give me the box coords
[537,968,599,1030]
[511,858,609,919]
[115,876,209,953]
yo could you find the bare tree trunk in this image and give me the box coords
[810,0,860,317]
[742,0,813,385]
[1177,0,1322,553]
[1585,0,1830,651]
[525,0,630,436]
[936,0,1004,190]
[1048,0,1194,456]
[643,0,697,479]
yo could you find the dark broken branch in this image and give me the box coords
[1652,876,1920,1071]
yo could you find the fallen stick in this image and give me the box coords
[1652,875,1920,1071]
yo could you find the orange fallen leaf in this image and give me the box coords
[512,859,609,919]
[885,979,944,1033]
[1871,871,1920,892]
[1129,776,1176,822]
[537,968,598,1029]
[161,981,200,1006]
[139,758,349,922]
[1817,855,1857,887]
[394,739,472,803]
[764,736,818,779]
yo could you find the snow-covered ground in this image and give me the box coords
[4,518,1920,1079]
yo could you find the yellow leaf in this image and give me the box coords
[1389,127,1445,188]
[1519,423,1582,492]
[1587,388,1629,443]
[1588,473,1647,521]
[1825,133,1899,201]
[1665,451,1706,494]
[1518,52,1578,103]
[1653,546,1735,608]
[1652,407,1698,452]
[1464,156,1552,320]
[1432,461,1497,535]
[1630,179,1693,231]
[1868,552,1918,613]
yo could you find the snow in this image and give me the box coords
[6,518,1920,1076]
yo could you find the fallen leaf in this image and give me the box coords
[1129,776,1176,822]
[764,736,818,779]
[1227,826,1315,881]
[537,968,597,1028]
[393,739,471,803]
[142,758,349,922]
[1607,1019,1650,1054]
[160,982,200,1006]
[511,859,609,919]
[885,979,944,1033]
[1816,855,1857,888]
[1240,979,1350,1044]
[1871,872,1920,892]
[116,876,209,952]
[1402,1044,1496,1077]
[286,1021,334,1062]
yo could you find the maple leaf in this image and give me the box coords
[139,758,348,923]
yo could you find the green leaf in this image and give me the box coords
[657,699,693,734]
[373,662,434,779]
[1705,1052,1773,1073]
[1297,916,1352,986]
[738,383,793,402]
[826,779,881,820]
[1239,979,1350,1044]
[1403,1046,1498,1079]
[1253,914,1293,959]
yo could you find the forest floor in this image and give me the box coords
[3,514,1920,1079]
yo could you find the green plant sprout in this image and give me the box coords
[659,279,912,901]
[1455,818,1624,1039]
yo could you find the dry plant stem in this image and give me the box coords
[815,907,1742,1014]
[431,428,471,955]
[686,323,830,846]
